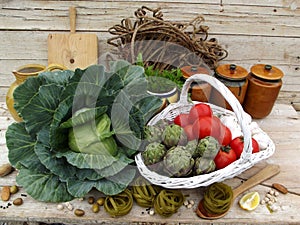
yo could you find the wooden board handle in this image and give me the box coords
[69,6,76,33]
[233,164,280,198]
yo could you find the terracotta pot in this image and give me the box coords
[180,65,211,102]
[210,64,248,110]
[243,64,284,118]
[6,63,66,121]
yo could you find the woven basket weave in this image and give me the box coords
[135,74,275,189]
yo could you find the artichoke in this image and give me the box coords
[196,136,220,159]
[162,124,188,148]
[142,142,166,165]
[194,157,216,175]
[163,146,194,177]
[185,140,200,158]
[144,119,171,143]
[144,125,163,143]
[155,119,171,130]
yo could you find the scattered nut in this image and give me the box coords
[65,201,71,206]
[64,202,73,211]
[0,163,13,177]
[92,203,100,213]
[187,204,193,209]
[272,183,288,194]
[274,191,279,197]
[149,209,155,215]
[57,204,64,210]
[67,204,73,211]
[13,198,23,206]
[88,196,95,204]
[1,186,11,201]
[10,185,18,194]
[189,200,195,206]
[96,197,105,206]
[269,204,279,212]
[266,193,272,199]
[74,208,85,217]
[183,200,189,206]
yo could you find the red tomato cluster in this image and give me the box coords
[173,103,260,170]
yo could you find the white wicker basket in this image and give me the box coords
[135,74,275,189]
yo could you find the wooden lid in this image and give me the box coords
[215,64,248,81]
[181,65,210,79]
[250,64,284,80]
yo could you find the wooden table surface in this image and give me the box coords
[0,102,300,225]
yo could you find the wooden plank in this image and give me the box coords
[0,1,299,37]
[0,32,299,79]
[1,86,300,111]
[1,32,299,67]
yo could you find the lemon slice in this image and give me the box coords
[239,191,260,211]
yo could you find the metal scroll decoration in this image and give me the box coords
[107,6,228,70]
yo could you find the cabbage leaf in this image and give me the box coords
[6,60,162,202]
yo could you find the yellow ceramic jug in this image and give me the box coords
[6,63,66,121]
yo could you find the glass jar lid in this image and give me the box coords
[250,64,284,81]
[215,64,248,81]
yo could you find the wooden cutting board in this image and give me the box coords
[48,7,98,70]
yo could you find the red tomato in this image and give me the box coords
[230,136,260,159]
[218,125,232,146]
[188,103,212,123]
[192,116,221,139]
[214,146,237,169]
[183,124,196,141]
[252,138,260,153]
[174,113,190,127]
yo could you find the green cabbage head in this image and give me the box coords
[68,113,118,156]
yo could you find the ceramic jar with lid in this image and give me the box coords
[210,64,248,109]
[180,65,211,102]
[243,64,284,119]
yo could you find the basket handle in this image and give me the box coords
[179,74,253,163]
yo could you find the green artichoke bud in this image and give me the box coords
[142,142,166,165]
[155,119,171,130]
[185,140,200,157]
[194,157,216,175]
[144,125,164,143]
[163,146,194,177]
[162,124,188,148]
[196,136,220,159]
